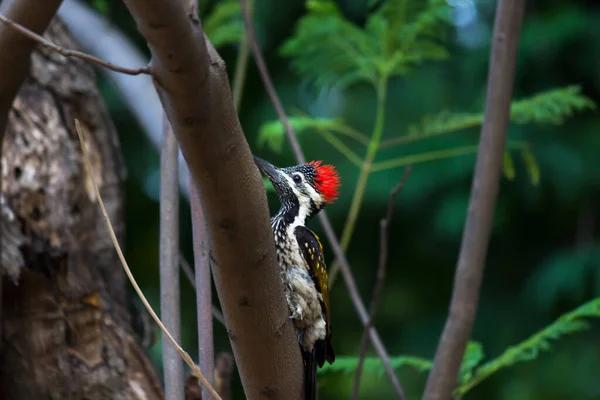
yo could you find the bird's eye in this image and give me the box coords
[293,174,302,184]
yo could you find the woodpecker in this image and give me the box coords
[254,155,339,400]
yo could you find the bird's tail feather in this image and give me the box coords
[302,347,317,400]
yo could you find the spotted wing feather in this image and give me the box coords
[294,225,335,366]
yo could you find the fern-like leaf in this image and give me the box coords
[510,85,595,124]
[457,341,485,384]
[203,0,243,49]
[257,116,346,153]
[404,86,594,139]
[455,297,600,396]
[318,355,432,376]
[280,0,380,88]
[281,0,453,88]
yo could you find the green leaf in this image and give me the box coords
[91,0,109,16]
[503,151,516,181]
[257,116,346,153]
[203,0,243,49]
[403,86,594,141]
[458,341,485,384]
[510,85,595,124]
[520,146,541,185]
[455,297,600,396]
[281,0,453,89]
[318,355,432,376]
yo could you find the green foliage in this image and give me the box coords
[258,116,346,153]
[280,0,452,88]
[455,298,600,396]
[318,355,432,376]
[458,341,485,385]
[404,86,594,139]
[203,0,243,49]
[258,86,590,185]
[90,0,109,16]
[510,86,595,124]
[525,244,600,311]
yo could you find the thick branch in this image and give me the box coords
[0,0,63,137]
[422,2,525,399]
[160,117,184,399]
[121,1,303,398]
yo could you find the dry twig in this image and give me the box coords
[422,1,526,399]
[239,0,405,396]
[351,165,413,400]
[0,13,151,75]
[75,119,221,400]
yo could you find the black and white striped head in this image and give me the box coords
[254,156,340,223]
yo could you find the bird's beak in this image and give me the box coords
[253,155,280,183]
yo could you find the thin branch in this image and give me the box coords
[180,254,226,326]
[0,13,151,75]
[240,0,405,397]
[160,117,185,399]
[232,0,253,110]
[422,1,526,399]
[239,0,304,163]
[190,177,215,398]
[75,119,221,400]
[351,165,413,400]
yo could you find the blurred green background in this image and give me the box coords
[85,0,600,399]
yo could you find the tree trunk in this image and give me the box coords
[0,18,163,400]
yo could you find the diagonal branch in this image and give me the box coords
[239,0,405,397]
[120,1,303,398]
[422,1,526,399]
[0,13,151,75]
[351,165,412,400]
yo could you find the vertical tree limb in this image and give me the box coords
[191,178,215,398]
[121,1,303,398]
[160,117,185,399]
[422,2,525,399]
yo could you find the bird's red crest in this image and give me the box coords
[309,161,341,203]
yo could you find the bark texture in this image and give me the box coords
[0,19,163,400]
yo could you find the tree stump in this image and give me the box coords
[0,18,163,400]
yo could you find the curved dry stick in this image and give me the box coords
[239,0,405,397]
[0,13,151,75]
[422,1,526,399]
[75,119,221,400]
[351,165,412,400]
